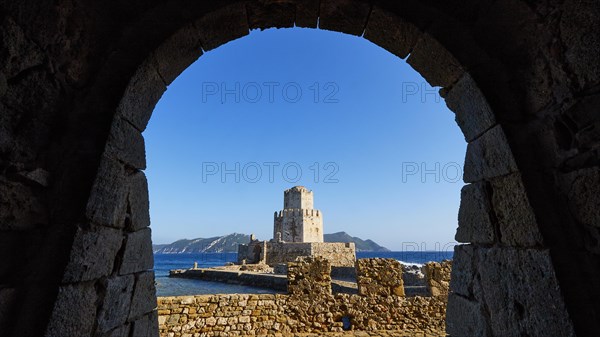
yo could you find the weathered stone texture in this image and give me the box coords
[2,1,600,336]
[407,33,464,88]
[116,58,167,132]
[246,1,295,30]
[319,0,371,36]
[105,117,146,170]
[97,275,135,333]
[150,24,203,86]
[104,324,130,337]
[446,293,490,337]
[489,173,543,246]
[119,228,154,275]
[129,271,158,321]
[126,171,151,231]
[131,311,159,337]
[449,245,478,298]
[85,157,128,228]
[363,7,421,59]
[288,256,332,297]
[44,283,97,337]
[294,0,319,28]
[356,258,404,297]
[441,73,496,142]
[62,226,124,282]
[423,260,452,297]
[463,125,519,183]
[477,248,575,337]
[448,245,576,336]
[157,292,447,336]
[195,3,249,51]
[456,182,495,244]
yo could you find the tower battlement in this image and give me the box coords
[283,186,314,209]
[274,186,323,243]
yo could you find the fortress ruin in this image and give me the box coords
[1,1,598,336]
[237,186,356,267]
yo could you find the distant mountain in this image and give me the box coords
[153,233,250,253]
[153,232,389,253]
[324,231,390,252]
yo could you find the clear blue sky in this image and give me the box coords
[144,27,466,251]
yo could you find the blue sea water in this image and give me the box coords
[154,251,453,296]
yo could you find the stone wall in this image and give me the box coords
[356,258,405,297]
[267,242,356,267]
[1,1,598,336]
[423,260,452,297]
[158,258,447,336]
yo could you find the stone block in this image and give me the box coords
[97,275,135,332]
[116,57,166,132]
[440,73,496,142]
[364,6,421,59]
[129,271,158,320]
[62,226,124,282]
[477,247,576,337]
[44,283,97,337]
[489,173,544,247]
[151,24,203,86]
[564,167,600,228]
[85,156,128,228]
[119,228,154,275]
[103,324,130,337]
[195,3,249,51]
[356,258,404,297]
[287,256,332,297]
[407,33,464,88]
[319,0,371,36]
[449,244,479,298]
[105,117,146,170]
[456,182,495,244]
[423,260,452,297]
[463,125,518,183]
[131,311,159,337]
[126,171,151,231]
[246,1,295,30]
[294,0,319,28]
[446,293,490,337]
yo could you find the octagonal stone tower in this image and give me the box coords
[274,186,324,242]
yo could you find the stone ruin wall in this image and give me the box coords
[157,258,450,336]
[266,242,356,267]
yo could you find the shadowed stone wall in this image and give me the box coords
[0,1,598,336]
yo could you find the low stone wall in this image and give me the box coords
[423,260,452,297]
[266,242,356,267]
[158,258,451,336]
[158,293,446,336]
[170,269,288,292]
[356,258,405,297]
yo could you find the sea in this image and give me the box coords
[155,251,453,297]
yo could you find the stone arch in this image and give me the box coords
[1,1,598,337]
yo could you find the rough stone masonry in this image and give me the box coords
[0,1,598,336]
[157,258,449,336]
